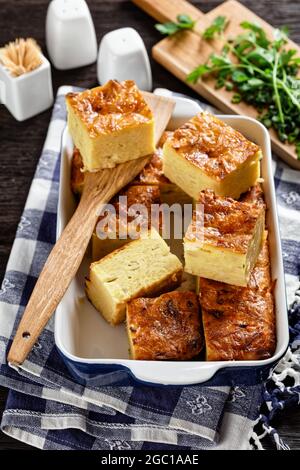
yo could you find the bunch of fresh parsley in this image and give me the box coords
[187,21,300,158]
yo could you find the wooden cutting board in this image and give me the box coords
[133,0,300,170]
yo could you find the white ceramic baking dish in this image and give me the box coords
[54,95,289,386]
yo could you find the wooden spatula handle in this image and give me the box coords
[132,0,204,23]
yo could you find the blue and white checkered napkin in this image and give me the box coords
[0,87,299,450]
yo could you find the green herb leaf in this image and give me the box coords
[259,115,272,128]
[232,93,242,103]
[177,14,194,25]
[186,64,211,83]
[246,47,275,67]
[155,22,180,35]
[232,70,248,82]
[247,77,264,87]
[280,49,297,66]
[215,77,225,89]
[155,14,195,36]
[202,16,229,40]
[240,21,270,48]
[222,43,231,54]
[274,26,289,49]
[209,53,232,67]
[225,81,234,91]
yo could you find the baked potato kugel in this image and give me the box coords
[199,237,276,361]
[126,291,203,360]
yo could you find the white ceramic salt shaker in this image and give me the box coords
[0,55,53,121]
[46,0,97,70]
[97,28,152,91]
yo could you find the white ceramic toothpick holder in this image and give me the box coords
[0,55,53,121]
[97,27,152,91]
[46,0,97,70]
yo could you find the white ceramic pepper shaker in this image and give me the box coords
[46,0,97,70]
[97,28,152,91]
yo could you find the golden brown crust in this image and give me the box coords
[96,184,161,235]
[158,130,174,148]
[131,148,170,186]
[247,238,271,290]
[199,239,276,361]
[239,184,265,208]
[111,184,160,211]
[66,80,153,138]
[70,147,84,195]
[167,112,260,180]
[127,291,203,360]
[186,189,265,253]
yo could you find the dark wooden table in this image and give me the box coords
[0,0,299,450]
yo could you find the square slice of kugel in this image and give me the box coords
[184,188,265,286]
[198,235,276,361]
[163,112,261,200]
[85,228,183,325]
[66,80,155,171]
[126,291,204,360]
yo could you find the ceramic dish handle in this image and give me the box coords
[132,0,204,23]
[129,362,222,386]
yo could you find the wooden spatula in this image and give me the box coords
[8,92,175,366]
